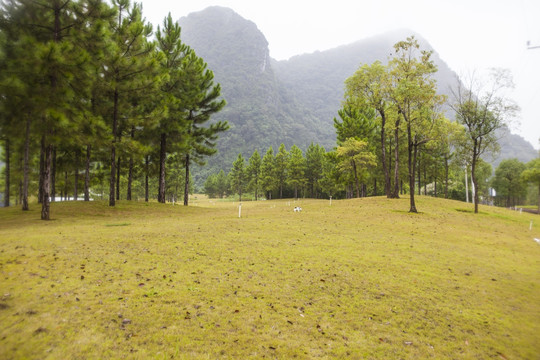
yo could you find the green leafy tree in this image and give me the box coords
[451,68,518,213]
[336,138,376,198]
[345,61,394,197]
[390,36,445,212]
[492,159,527,207]
[521,158,540,213]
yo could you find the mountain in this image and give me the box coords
[178,7,537,184]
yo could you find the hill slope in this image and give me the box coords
[178,7,537,183]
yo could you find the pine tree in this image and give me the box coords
[155,13,191,203]
[246,149,262,200]
[260,147,275,200]
[274,144,289,199]
[229,153,246,201]
[287,145,305,199]
[179,52,227,205]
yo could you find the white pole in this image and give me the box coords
[330,196,332,206]
[238,203,242,218]
[531,221,533,231]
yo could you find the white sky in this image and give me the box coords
[138,0,540,150]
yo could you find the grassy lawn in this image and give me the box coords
[0,196,539,359]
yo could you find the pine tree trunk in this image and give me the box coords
[41,144,53,220]
[22,118,31,210]
[84,145,91,201]
[51,147,56,202]
[158,133,166,203]
[127,128,134,201]
[74,150,79,201]
[109,89,118,207]
[4,138,10,207]
[64,171,68,201]
[184,153,190,206]
[38,138,45,204]
[127,156,133,201]
[116,156,121,201]
[145,155,149,202]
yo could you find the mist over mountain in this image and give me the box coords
[179,6,537,183]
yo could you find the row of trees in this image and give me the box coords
[204,37,528,214]
[491,158,540,210]
[0,0,227,219]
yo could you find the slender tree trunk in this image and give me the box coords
[294,185,298,199]
[22,118,31,210]
[538,182,540,215]
[471,148,479,214]
[116,156,121,201]
[417,157,421,196]
[374,179,377,196]
[392,120,400,198]
[64,171,68,201]
[51,147,56,202]
[109,89,118,207]
[380,112,390,198]
[41,144,53,220]
[4,138,10,207]
[352,160,359,198]
[74,150,79,201]
[184,153,190,206]
[408,126,418,213]
[145,155,149,202]
[127,127,135,200]
[158,133,166,203]
[444,156,449,199]
[127,156,133,201]
[84,145,91,201]
[38,138,45,204]
[423,162,427,195]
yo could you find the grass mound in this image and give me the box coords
[0,196,539,359]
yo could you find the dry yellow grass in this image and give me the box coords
[0,196,539,359]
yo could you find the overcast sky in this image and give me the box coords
[138,0,540,150]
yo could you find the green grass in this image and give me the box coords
[0,196,539,359]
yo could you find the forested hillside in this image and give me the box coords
[179,7,537,184]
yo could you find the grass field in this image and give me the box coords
[0,196,539,359]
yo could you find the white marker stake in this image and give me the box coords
[530,221,533,231]
[239,203,242,218]
[330,196,332,206]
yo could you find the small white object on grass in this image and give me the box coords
[534,238,540,245]
[238,203,242,218]
[294,206,302,212]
